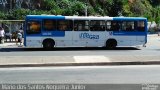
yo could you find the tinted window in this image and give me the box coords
[106,21,120,31]
[74,20,89,31]
[57,20,73,31]
[106,21,111,30]
[27,21,41,34]
[137,21,145,32]
[90,20,105,31]
[43,19,56,31]
[122,21,135,31]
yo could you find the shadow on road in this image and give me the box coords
[0,47,140,52]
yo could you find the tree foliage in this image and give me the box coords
[1,0,160,23]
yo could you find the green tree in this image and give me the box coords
[70,1,86,15]
[0,12,6,19]
[0,0,159,21]
[98,0,123,16]
[149,0,160,6]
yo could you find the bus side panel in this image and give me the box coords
[72,31,108,47]
[136,36,146,46]
[111,36,136,47]
[86,31,107,47]
[53,31,73,47]
[26,37,42,48]
[72,31,88,47]
[109,31,137,47]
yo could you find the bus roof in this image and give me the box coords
[26,15,147,21]
[113,17,147,21]
[26,15,65,20]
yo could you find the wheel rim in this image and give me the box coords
[44,41,54,49]
[106,40,117,49]
[46,43,51,48]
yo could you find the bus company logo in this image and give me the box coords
[79,33,99,39]
[109,31,113,35]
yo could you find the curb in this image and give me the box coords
[0,61,160,68]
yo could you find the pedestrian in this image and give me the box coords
[0,27,5,44]
[158,28,160,36]
[16,30,22,45]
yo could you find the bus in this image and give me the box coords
[24,15,147,49]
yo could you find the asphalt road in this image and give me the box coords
[0,35,159,63]
[0,65,160,84]
[0,36,159,90]
[0,47,160,63]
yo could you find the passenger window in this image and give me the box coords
[137,21,145,32]
[43,19,56,31]
[57,20,73,31]
[27,21,41,34]
[74,20,89,31]
[106,21,111,31]
[106,21,120,31]
[122,21,135,31]
[90,20,105,31]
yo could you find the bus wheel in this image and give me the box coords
[106,39,117,49]
[43,39,55,49]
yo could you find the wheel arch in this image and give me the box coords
[105,38,117,48]
[42,38,55,47]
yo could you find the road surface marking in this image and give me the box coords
[73,56,110,63]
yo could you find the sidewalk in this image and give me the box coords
[0,55,160,67]
[0,42,23,48]
[0,42,17,47]
[147,34,159,37]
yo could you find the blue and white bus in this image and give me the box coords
[24,15,147,49]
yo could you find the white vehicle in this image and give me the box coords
[24,15,147,49]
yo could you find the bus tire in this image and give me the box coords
[43,39,55,49]
[106,39,117,49]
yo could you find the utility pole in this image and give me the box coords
[85,0,88,16]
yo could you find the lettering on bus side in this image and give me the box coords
[79,33,99,39]
[42,32,52,36]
